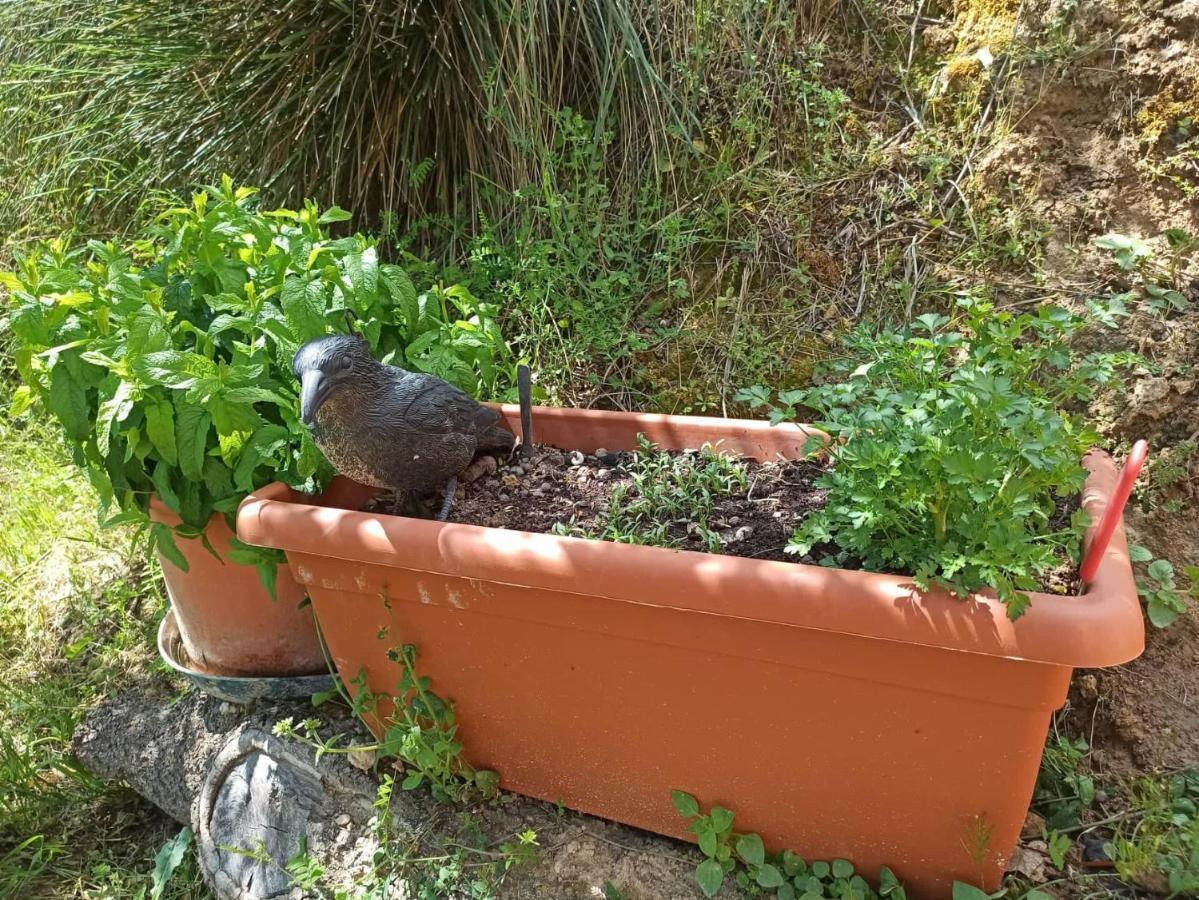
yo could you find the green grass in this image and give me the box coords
[0,0,1026,412]
[0,0,681,242]
[0,368,211,898]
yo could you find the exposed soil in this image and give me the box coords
[977,0,1199,785]
[374,445,830,563]
[370,445,1081,592]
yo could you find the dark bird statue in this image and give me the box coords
[293,333,515,520]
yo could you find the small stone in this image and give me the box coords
[498,492,510,502]
[462,455,497,483]
[540,481,552,492]
[1077,673,1099,700]
[569,450,586,466]
[348,746,376,771]
[509,465,525,477]
[733,525,754,542]
[1081,836,1110,863]
[547,451,567,468]
[729,516,742,526]
[594,468,612,481]
[595,447,609,458]
[335,814,351,828]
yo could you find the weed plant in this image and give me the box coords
[273,644,537,897]
[553,435,747,552]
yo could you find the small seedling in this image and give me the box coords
[1108,769,1199,895]
[1094,230,1195,316]
[1034,734,1095,831]
[1045,829,1071,869]
[1094,232,1153,272]
[671,790,906,899]
[277,644,497,803]
[961,814,995,882]
[1129,544,1196,628]
[554,435,747,552]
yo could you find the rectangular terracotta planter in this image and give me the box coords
[237,407,1144,898]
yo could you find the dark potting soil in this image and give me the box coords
[458,445,829,562]
[364,444,829,562]
[365,445,1081,591]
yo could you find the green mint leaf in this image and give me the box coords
[317,206,353,224]
[137,350,218,389]
[151,523,189,573]
[145,398,178,466]
[281,276,329,341]
[174,400,210,482]
[49,364,90,441]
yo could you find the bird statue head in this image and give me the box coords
[293,333,373,425]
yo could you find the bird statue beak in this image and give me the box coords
[299,370,332,425]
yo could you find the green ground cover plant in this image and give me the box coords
[273,644,536,898]
[1129,544,1199,628]
[739,299,1134,618]
[1108,769,1199,896]
[671,790,907,900]
[552,435,747,551]
[1094,230,1197,318]
[2,178,513,582]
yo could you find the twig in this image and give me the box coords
[1061,807,1145,836]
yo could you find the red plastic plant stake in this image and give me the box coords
[1079,439,1148,585]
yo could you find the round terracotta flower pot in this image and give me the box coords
[150,499,325,676]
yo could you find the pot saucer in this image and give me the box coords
[157,608,336,705]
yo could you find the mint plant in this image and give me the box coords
[2,178,513,581]
[739,300,1133,619]
[671,790,906,900]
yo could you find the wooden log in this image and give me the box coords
[71,686,709,899]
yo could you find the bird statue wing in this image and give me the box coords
[382,371,501,438]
